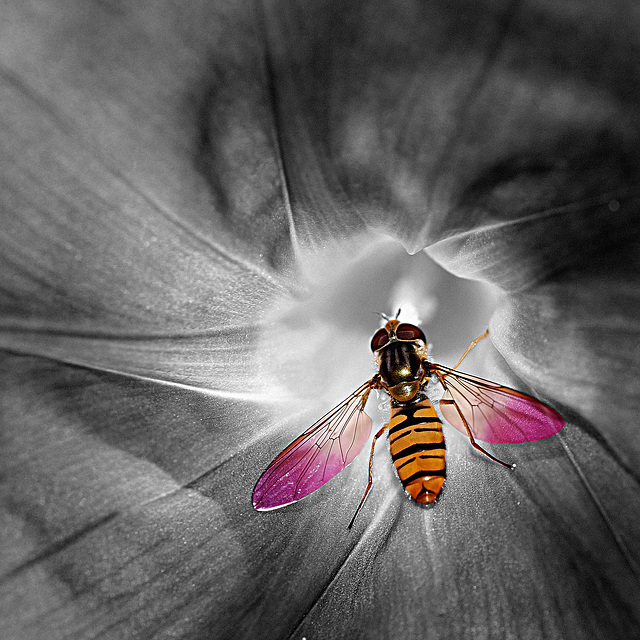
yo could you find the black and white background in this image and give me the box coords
[1,1,640,638]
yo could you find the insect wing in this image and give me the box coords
[432,365,564,444]
[252,380,374,511]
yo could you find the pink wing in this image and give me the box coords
[431,365,564,444]
[253,379,375,511]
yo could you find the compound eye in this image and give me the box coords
[370,328,390,351]
[396,323,426,343]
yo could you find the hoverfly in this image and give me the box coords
[253,316,564,527]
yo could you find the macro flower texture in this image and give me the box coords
[2,1,640,639]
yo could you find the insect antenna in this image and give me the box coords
[376,308,401,322]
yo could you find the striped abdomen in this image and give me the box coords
[388,397,445,504]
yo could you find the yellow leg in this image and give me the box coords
[444,329,489,377]
[447,387,514,469]
[434,369,514,470]
[348,424,387,529]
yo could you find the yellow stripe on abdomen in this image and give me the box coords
[388,398,445,504]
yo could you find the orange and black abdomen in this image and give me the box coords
[388,397,445,504]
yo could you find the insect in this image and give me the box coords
[253,316,564,527]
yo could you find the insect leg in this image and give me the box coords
[442,329,489,379]
[443,396,514,469]
[469,438,514,470]
[348,424,388,529]
[433,370,514,469]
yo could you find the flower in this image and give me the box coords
[2,1,640,638]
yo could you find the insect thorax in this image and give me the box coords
[379,342,427,403]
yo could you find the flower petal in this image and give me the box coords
[0,353,269,637]
[3,0,640,639]
[0,0,292,393]
[491,243,640,470]
[289,426,640,638]
[258,0,640,266]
